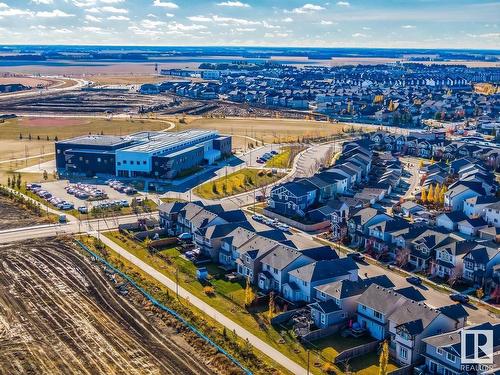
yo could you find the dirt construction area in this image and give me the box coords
[0,195,52,230]
[0,238,215,375]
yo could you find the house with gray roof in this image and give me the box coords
[388,299,463,366]
[463,244,500,294]
[283,258,358,303]
[258,245,314,293]
[310,275,394,329]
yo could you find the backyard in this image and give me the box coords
[194,168,284,200]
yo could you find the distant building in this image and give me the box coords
[55,130,231,179]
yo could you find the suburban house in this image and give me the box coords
[258,245,316,293]
[356,285,407,340]
[283,258,359,303]
[485,201,500,228]
[444,181,486,211]
[388,300,464,366]
[432,239,477,279]
[268,180,318,217]
[463,196,499,218]
[348,207,393,246]
[310,275,394,329]
[422,322,500,375]
[463,244,500,293]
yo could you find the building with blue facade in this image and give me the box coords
[56,129,231,179]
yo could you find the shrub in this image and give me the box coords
[322,362,336,374]
[203,286,215,296]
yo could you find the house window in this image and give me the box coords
[374,311,382,319]
[399,347,408,360]
[320,314,326,325]
[437,347,443,355]
[446,352,456,363]
[361,304,367,311]
[429,361,437,373]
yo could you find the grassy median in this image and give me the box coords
[194,168,283,199]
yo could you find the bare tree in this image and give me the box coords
[448,264,463,287]
[395,248,411,268]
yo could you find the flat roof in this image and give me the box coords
[119,129,217,154]
[57,135,129,147]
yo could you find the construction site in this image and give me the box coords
[0,195,52,230]
[0,237,224,375]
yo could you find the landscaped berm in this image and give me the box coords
[194,168,283,199]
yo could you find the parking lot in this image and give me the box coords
[36,180,140,211]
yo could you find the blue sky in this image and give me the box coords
[0,0,498,48]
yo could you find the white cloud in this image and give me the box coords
[100,0,124,3]
[167,22,207,31]
[352,32,368,37]
[153,0,178,9]
[72,0,97,7]
[0,2,8,7]
[140,19,166,29]
[52,28,73,34]
[320,20,333,25]
[187,15,212,22]
[282,17,293,22]
[0,8,33,16]
[292,4,325,14]
[234,27,255,32]
[31,0,54,4]
[85,14,101,22]
[467,32,500,38]
[213,15,260,26]
[336,1,350,7]
[37,9,75,17]
[81,26,103,32]
[108,15,129,20]
[263,21,280,29]
[401,25,416,29]
[166,12,174,17]
[362,26,371,30]
[95,6,128,13]
[217,1,250,8]
[264,32,289,38]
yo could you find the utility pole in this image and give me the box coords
[175,267,179,298]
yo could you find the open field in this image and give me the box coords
[194,168,283,199]
[182,117,351,143]
[0,238,215,375]
[0,117,172,144]
[0,194,53,230]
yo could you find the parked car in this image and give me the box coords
[256,159,264,164]
[406,276,423,286]
[270,150,278,155]
[449,293,469,304]
[78,206,88,214]
[252,214,263,222]
[60,203,74,210]
[347,252,365,262]
[119,200,130,207]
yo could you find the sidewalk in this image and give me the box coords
[96,233,308,375]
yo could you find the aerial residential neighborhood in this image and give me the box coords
[0,1,499,374]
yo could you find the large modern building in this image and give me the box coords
[56,129,232,179]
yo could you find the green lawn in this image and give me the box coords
[194,168,283,200]
[102,230,399,374]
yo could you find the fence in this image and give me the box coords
[270,309,301,325]
[301,323,344,342]
[388,364,413,375]
[75,240,252,375]
[334,340,380,364]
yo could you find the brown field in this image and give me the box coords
[0,76,55,87]
[0,117,172,143]
[0,238,215,375]
[182,117,351,143]
[0,195,52,230]
[88,74,169,85]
